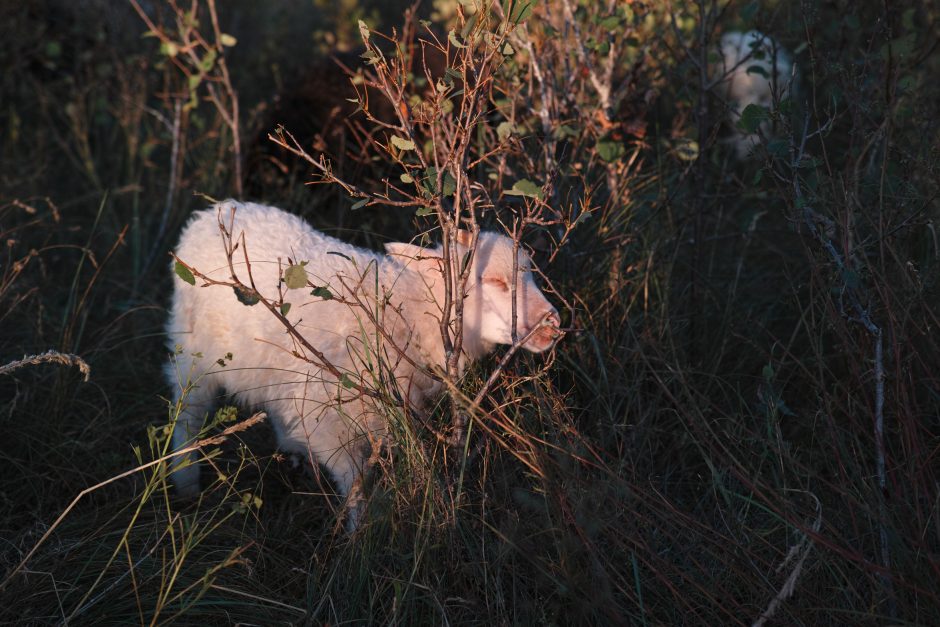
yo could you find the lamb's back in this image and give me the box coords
[167,201,392,400]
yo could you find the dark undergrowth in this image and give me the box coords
[1,0,939,624]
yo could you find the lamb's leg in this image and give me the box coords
[330,432,388,532]
[326,449,369,533]
[165,363,216,498]
[344,475,366,533]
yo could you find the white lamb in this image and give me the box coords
[717,30,796,159]
[165,201,562,530]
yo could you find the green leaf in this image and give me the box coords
[842,269,861,290]
[504,0,534,24]
[553,124,578,139]
[391,135,416,151]
[160,41,179,58]
[599,15,621,30]
[421,168,436,196]
[441,171,456,196]
[898,74,917,92]
[351,198,369,210]
[416,205,434,217]
[400,173,414,183]
[219,33,237,47]
[574,211,592,226]
[199,49,217,73]
[497,121,514,140]
[174,261,195,285]
[422,167,456,197]
[283,263,308,289]
[240,491,262,510]
[672,138,699,162]
[311,286,333,300]
[901,8,915,30]
[596,138,626,162]
[767,139,789,158]
[340,374,355,389]
[505,178,543,199]
[184,89,199,112]
[746,64,769,78]
[880,33,917,61]
[737,104,770,133]
[460,11,479,41]
[45,41,62,58]
[233,286,260,306]
[182,10,199,29]
[448,29,467,48]
[358,19,370,41]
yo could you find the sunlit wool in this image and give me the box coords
[165,201,560,529]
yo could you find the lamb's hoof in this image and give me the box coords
[333,499,364,536]
[173,481,201,500]
[345,504,363,534]
[170,465,201,500]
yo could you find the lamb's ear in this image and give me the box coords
[456,229,473,247]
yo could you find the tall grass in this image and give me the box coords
[1,0,938,624]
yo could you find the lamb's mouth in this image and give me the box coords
[523,323,563,352]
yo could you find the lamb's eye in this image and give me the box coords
[483,276,510,291]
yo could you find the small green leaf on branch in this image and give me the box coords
[505,178,543,199]
[283,263,308,289]
[174,262,195,285]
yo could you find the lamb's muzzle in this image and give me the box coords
[522,310,563,353]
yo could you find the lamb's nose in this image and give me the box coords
[544,310,560,329]
[541,309,563,339]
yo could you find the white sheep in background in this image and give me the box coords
[165,201,562,530]
[717,30,796,159]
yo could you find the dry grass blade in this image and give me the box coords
[0,349,91,381]
[0,412,266,591]
[752,493,823,627]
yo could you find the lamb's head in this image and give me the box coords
[385,230,562,357]
[462,231,562,354]
[720,31,795,114]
